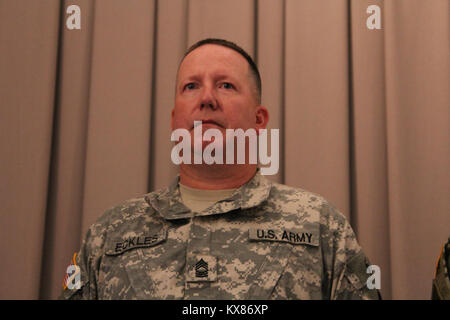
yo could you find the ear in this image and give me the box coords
[171,109,175,131]
[255,106,269,135]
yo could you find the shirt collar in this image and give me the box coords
[145,169,272,220]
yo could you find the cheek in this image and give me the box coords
[172,115,188,130]
[172,111,187,129]
[172,101,190,127]
[227,103,255,127]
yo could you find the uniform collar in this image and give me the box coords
[145,169,272,220]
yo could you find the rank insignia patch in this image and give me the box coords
[186,255,217,282]
[195,258,209,278]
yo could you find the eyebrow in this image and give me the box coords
[179,73,239,84]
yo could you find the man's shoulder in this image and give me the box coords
[269,181,329,206]
[92,189,165,234]
[267,181,348,225]
[81,188,169,255]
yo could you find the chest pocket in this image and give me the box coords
[245,227,319,299]
[101,229,168,299]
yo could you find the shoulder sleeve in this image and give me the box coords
[58,222,106,300]
[431,237,450,300]
[332,250,382,300]
[318,201,381,300]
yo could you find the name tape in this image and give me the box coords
[106,230,167,256]
[249,228,318,246]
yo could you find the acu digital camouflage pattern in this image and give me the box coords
[60,169,381,300]
[431,236,450,300]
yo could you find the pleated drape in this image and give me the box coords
[0,0,448,300]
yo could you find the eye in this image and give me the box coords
[220,82,234,90]
[184,83,197,90]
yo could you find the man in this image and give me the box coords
[60,38,380,300]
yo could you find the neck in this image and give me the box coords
[179,164,257,190]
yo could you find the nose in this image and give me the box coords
[199,86,218,111]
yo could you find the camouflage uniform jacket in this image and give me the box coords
[431,236,450,300]
[60,170,380,300]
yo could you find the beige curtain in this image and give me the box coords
[0,0,448,300]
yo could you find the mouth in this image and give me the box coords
[192,119,223,129]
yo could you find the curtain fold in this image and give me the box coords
[350,0,392,298]
[0,0,448,299]
[0,0,61,299]
[150,0,187,192]
[383,0,449,299]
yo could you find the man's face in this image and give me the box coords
[172,44,266,140]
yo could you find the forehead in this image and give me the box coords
[178,44,250,80]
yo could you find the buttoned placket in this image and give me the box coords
[146,170,272,299]
[183,210,219,299]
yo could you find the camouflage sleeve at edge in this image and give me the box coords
[321,202,381,300]
[332,250,382,300]
[58,225,103,300]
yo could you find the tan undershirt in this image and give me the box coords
[179,183,237,213]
